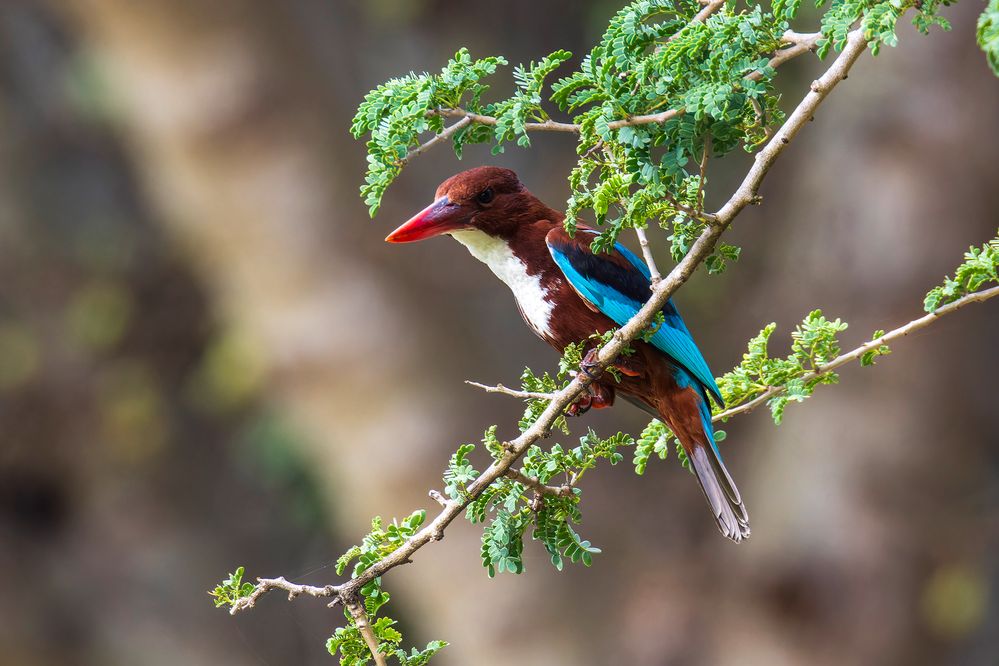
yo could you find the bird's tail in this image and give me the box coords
[671,393,751,543]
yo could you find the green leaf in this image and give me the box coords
[444,443,479,500]
[717,310,850,425]
[924,233,999,312]
[979,0,999,76]
[209,566,256,610]
[633,418,672,474]
[351,49,508,214]
[860,329,891,366]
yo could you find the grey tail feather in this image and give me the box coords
[688,444,751,543]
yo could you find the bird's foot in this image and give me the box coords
[580,348,641,381]
[566,381,614,417]
[580,348,604,381]
[566,391,592,417]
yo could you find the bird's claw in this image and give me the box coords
[565,379,614,417]
[580,348,604,381]
[566,391,594,417]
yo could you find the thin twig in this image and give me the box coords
[415,30,822,153]
[465,380,555,400]
[713,286,999,421]
[437,108,579,132]
[469,286,999,419]
[782,30,822,53]
[696,134,711,214]
[662,191,718,224]
[397,115,473,167]
[750,97,775,143]
[506,467,572,497]
[345,598,388,666]
[230,577,338,615]
[635,227,661,284]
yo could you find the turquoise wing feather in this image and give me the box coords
[547,233,723,406]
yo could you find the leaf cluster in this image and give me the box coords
[716,309,852,423]
[327,511,444,665]
[559,1,791,268]
[351,0,958,279]
[327,622,446,666]
[923,233,999,312]
[631,417,709,474]
[489,50,573,150]
[351,49,507,215]
[798,0,954,57]
[209,566,255,609]
[980,0,999,76]
[459,426,632,577]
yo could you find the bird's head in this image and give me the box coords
[386,166,538,243]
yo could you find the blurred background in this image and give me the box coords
[0,0,997,664]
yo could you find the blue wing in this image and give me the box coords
[546,229,723,406]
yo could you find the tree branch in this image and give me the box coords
[436,108,580,132]
[229,577,337,615]
[713,285,999,421]
[345,598,389,666]
[415,30,821,152]
[237,281,997,624]
[665,192,718,224]
[328,27,871,603]
[467,286,999,423]
[232,25,870,626]
[397,115,473,167]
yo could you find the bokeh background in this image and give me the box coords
[1,1,997,664]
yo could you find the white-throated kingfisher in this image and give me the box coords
[386,167,750,542]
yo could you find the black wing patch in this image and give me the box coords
[550,241,652,304]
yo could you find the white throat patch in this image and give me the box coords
[450,229,553,337]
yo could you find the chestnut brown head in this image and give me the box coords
[386,167,537,242]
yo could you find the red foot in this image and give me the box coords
[580,347,641,379]
[566,381,615,417]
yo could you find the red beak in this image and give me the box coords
[385,197,468,243]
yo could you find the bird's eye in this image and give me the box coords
[476,187,494,205]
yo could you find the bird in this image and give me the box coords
[386,166,749,542]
